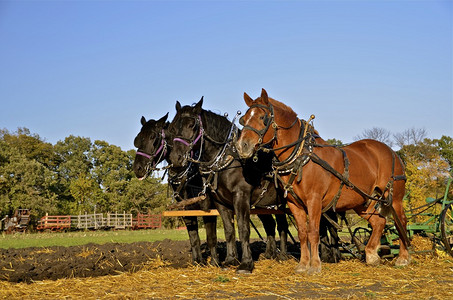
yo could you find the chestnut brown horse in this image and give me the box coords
[236,89,411,274]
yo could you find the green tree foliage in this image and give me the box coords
[435,135,453,175]
[326,138,344,146]
[0,128,168,219]
[397,138,451,222]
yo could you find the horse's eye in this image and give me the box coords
[239,116,245,126]
[188,119,196,128]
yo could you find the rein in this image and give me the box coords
[242,103,406,207]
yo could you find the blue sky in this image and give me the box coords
[0,1,451,151]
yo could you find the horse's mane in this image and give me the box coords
[268,97,321,137]
[267,97,298,121]
[201,109,231,142]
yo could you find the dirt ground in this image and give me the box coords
[1,238,453,299]
[0,239,299,283]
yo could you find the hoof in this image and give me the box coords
[223,257,239,267]
[236,262,254,274]
[277,252,292,261]
[295,263,309,274]
[366,253,381,266]
[236,268,252,274]
[262,251,276,260]
[395,256,411,267]
[208,258,220,267]
[307,266,321,275]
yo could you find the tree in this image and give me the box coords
[0,128,170,220]
[394,127,427,149]
[435,135,453,174]
[0,148,58,217]
[398,138,450,221]
[353,127,393,147]
[53,135,93,213]
[326,138,344,146]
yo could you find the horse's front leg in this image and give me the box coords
[307,201,322,274]
[202,215,219,266]
[288,201,310,273]
[182,216,203,264]
[216,204,238,267]
[234,191,254,274]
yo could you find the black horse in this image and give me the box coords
[168,97,289,273]
[132,114,220,266]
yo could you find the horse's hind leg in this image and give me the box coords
[275,213,289,260]
[257,214,277,259]
[354,203,386,266]
[392,181,411,266]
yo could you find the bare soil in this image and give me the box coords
[1,237,452,299]
[0,239,299,283]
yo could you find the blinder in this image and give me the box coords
[239,116,245,126]
[240,103,276,148]
[263,114,270,126]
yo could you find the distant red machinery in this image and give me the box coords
[36,215,71,232]
[133,213,162,230]
[1,209,31,234]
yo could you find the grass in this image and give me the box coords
[0,228,198,249]
[0,224,301,249]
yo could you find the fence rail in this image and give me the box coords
[35,212,162,232]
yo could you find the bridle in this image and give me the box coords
[173,115,204,149]
[240,103,299,156]
[136,129,168,175]
[172,115,204,163]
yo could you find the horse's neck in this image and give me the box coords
[273,114,303,161]
[201,111,229,161]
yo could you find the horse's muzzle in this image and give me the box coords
[236,140,254,159]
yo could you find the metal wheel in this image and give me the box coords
[440,203,453,257]
[351,227,372,257]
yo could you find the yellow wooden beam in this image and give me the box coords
[162,208,285,217]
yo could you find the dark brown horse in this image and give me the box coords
[236,89,411,274]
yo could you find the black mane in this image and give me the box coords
[201,109,232,143]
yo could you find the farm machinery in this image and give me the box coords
[1,209,31,234]
[341,177,453,258]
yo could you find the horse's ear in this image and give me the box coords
[157,113,168,125]
[244,92,254,107]
[194,96,203,114]
[141,116,147,125]
[260,88,269,104]
[175,101,182,112]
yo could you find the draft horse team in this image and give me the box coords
[132,88,411,274]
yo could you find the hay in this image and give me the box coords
[1,237,452,299]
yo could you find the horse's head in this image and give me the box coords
[167,97,204,168]
[133,113,169,180]
[236,89,277,159]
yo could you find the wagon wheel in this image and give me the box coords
[351,227,372,256]
[440,203,453,257]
